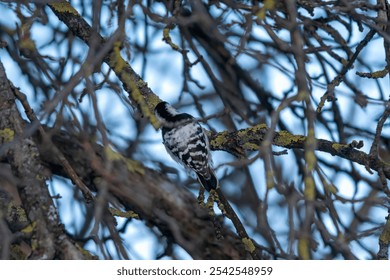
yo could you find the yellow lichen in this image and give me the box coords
[206,197,216,216]
[31,239,38,251]
[306,128,316,143]
[242,237,256,253]
[21,221,36,234]
[371,69,388,78]
[109,207,139,219]
[19,38,35,50]
[379,219,390,244]
[75,243,98,259]
[210,131,229,147]
[275,130,305,146]
[256,0,276,20]
[266,170,274,189]
[49,1,79,15]
[325,183,338,194]
[149,94,163,109]
[163,27,180,51]
[104,146,124,161]
[296,90,310,101]
[7,204,28,224]
[305,151,317,169]
[331,143,347,152]
[119,72,159,129]
[35,173,45,181]
[340,58,349,66]
[112,41,127,73]
[107,40,161,129]
[241,142,260,150]
[237,123,268,138]
[304,175,316,201]
[0,128,15,142]
[298,237,310,260]
[136,79,147,88]
[104,146,145,175]
[10,244,28,260]
[126,159,144,175]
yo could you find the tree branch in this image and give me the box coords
[47,0,161,128]
[0,60,89,259]
[209,124,390,179]
[33,126,263,259]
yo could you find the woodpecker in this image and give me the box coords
[154,101,218,191]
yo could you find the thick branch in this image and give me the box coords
[209,124,390,179]
[47,1,161,127]
[0,60,88,259]
[34,128,262,260]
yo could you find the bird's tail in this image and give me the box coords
[196,168,219,191]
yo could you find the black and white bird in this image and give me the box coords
[154,101,218,191]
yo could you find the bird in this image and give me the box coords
[154,101,218,191]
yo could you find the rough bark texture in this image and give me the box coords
[0,61,88,259]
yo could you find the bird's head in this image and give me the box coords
[154,102,194,127]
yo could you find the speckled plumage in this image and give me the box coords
[154,102,218,191]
